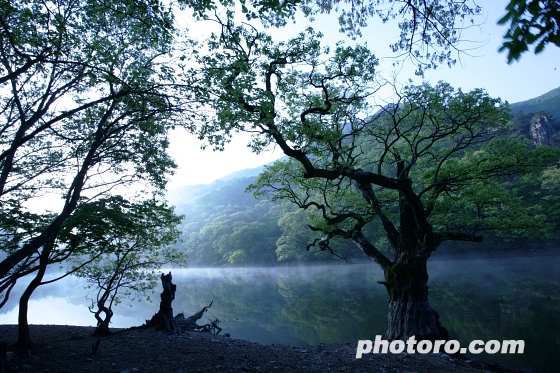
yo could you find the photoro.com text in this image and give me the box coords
[355,336,525,358]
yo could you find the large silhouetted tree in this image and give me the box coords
[0,0,198,347]
[194,19,560,340]
[0,0,193,286]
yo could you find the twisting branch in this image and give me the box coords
[355,180,399,250]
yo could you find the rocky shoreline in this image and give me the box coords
[0,324,537,373]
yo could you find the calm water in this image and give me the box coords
[1,256,558,372]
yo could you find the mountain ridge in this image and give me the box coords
[165,164,268,206]
[509,86,560,122]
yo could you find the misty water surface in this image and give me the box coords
[1,256,558,372]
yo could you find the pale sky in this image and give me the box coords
[167,1,560,188]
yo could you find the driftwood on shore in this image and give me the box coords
[144,272,220,334]
[174,300,221,334]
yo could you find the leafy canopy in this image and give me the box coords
[70,197,186,322]
[184,0,483,74]
[0,0,194,289]
[498,0,560,62]
[196,20,560,268]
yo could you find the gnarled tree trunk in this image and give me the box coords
[93,304,113,336]
[355,161,448,343]
[144,272,217,334]
[381,172,448,342]
[382,253,448,341]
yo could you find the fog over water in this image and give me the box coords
[1,256,559,372]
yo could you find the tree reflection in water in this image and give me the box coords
[0,257,558,372]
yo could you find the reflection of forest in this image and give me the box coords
[171,266,388,345]
[171,259,559,373]
[1,258,558,372]
[428,258,560,372]
[276,270,387,344]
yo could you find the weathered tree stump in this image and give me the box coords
[144,272,217,334]
[145,272,180,333]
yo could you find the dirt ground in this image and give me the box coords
[0,324,536,373]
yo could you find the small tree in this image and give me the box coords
[73,199,186,335]
[2,197,183,344]
[1,198,130,345]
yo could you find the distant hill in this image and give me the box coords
[165,164,268,207]
[509,86,560,123]
[217,163,268,181]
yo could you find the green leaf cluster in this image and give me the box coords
[498,0,560,63]
[68,197,185,325]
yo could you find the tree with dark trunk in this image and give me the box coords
[6,197,184,345]
[16,241,53,346]
[1,0,193,346]
[194,20,560,341]
[0,0,192,282]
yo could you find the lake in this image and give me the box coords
[1,256,558,372]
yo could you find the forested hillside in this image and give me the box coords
[509,86,560,147]
[168,175,365,266]
[169,88,560,267]
[510,86,560,122]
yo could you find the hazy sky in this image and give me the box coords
[167,1,560,188]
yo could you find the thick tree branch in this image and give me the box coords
[355,180,399,250]
[351,230,393,270]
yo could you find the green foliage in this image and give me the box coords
[525,165,560,239]
[498,0,560,63]
[0,0,195,283]
[248,80,556,247]
[275,209,349,261]
[71,197,186,323]
[196,19,560,267]
[176,177,282,265]
[195,20,378,154]
[171,173,364,265]
[63,197,182,256]
[420,136,559,237]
